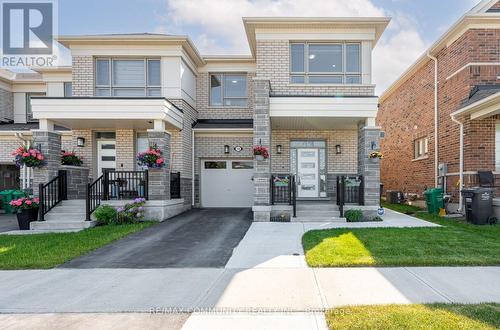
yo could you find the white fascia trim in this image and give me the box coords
[270,97,379,118]
[451,92,500,119]
[31,98,183,129]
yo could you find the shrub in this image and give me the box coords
[115,198,146,224]
[371,216,383,222]
[94,204,118,225]
[345,209,363,222]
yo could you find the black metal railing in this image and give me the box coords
[271,174,293,205]
[85,170,149,221]
[170,172,181,199]
[103,170,149,200]
[86,174,103,221]
[270,174,297,217]
[337,175,365,217]
[39,170,67,221]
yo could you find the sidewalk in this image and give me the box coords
[0,267,498,313]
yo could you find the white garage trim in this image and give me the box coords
[201,159,254,208]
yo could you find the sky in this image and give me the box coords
[55,0,482,94]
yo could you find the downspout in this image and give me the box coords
[427,52,439,187]
[191,127,195,207]
[451,114,464,212]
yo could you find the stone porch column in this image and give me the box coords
[32,121,61,197]
[357,121,381,206]
[252,78,272,221]
[147,123,171,200]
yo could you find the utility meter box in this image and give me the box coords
[438,163,448,177]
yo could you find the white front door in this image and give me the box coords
[297,148,319,198]
[97,140,116,176]
[201,160,254,207]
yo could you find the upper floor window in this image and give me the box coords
[26,92,45,122]
[95,58,161,97]
[64,82,72,97]
[414,137,428,159]
[290,42,361,84]
[210,73,247,107]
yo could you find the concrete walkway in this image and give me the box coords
[226,209,438,269]
[0,267,498,313]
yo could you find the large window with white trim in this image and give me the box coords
[290,42,361,84]
[210,73,247,107]
[95,58,161,97]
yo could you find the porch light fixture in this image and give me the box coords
[335,144,342,154]
[76,137,85,148]
[276,144,283,154]
[224,145,230,154]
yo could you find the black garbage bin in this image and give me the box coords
[461,187,494,225]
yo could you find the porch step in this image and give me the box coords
[30,220,95,231]
[58,200,86,206]
[44,213,87,221]
[296,210,341,218]
[292,216,346,223]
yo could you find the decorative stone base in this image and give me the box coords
[104,199,190,221]
[252,205,294,222]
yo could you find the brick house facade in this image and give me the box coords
[378,1,500,208]
[2,16,391,223]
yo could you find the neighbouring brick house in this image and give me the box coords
[377,0,500,211]
[1,15,391,229]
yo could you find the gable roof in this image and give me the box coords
[380,0,500,102]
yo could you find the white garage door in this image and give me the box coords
[201,160,254,207]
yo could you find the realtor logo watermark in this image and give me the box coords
[1,0,58,67]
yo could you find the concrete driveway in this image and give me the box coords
[60,208,252,268]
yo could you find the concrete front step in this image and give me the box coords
[58,200,86,206]
[48,207,87,214]
[292,216,346,222]
[44,213,86,221]
[30,220,96,231]
[296,204,339,211]
[296,210,340,217]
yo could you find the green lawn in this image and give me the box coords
[302,203,500,267]
[326,303,500,330]
[0,222,155,269]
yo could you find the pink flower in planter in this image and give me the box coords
[36,155,44,160]
[33,198,39,203]
[22,152,29,157]
[25,200,32,205]
[156,158,164,165]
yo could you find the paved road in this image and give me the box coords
[60,208,252,268]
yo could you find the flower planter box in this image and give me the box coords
[16,208,39,230]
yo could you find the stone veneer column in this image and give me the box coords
[32,130,61,196]
[252,78,272,221]
[147,130,171,200]
[358,124,381,206]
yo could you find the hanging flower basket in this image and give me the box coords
[12,147,45,168]
[137,146,166,169]
[368,151,383,160]
[253,146,269,161]
[61,150,83,166]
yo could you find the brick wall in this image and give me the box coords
[71,130,94,177]
[0,136,22,163]
[196,72,255,119]
[271,130,358,174]
[256,40,375,96]
[115,129,135,171]
[72,56,94,96]
[378,28,500,198]
[0,88,13,121]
